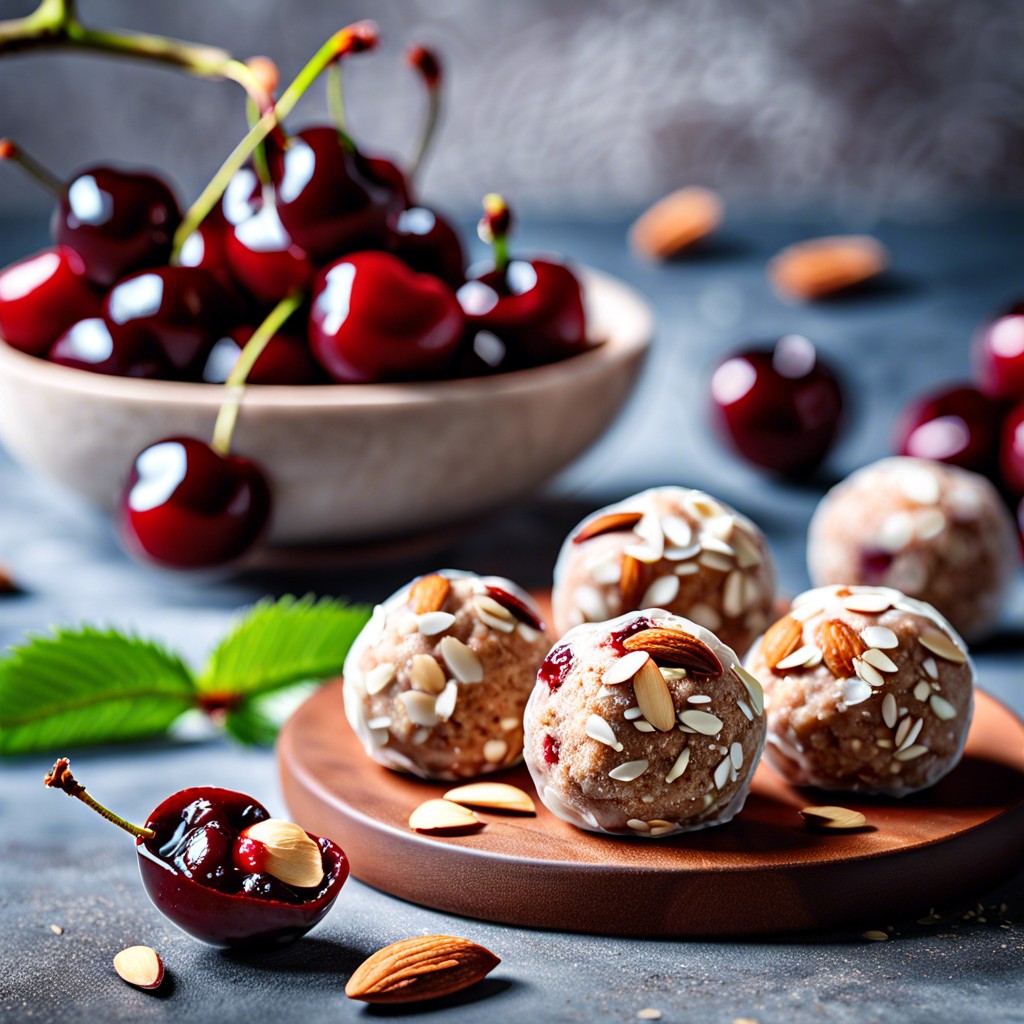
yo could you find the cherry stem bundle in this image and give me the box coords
[44,756,155,840]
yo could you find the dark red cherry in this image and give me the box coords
[0,246,100,355]
[538,642,574,691]
[389,206,465,289]
[366,155,413,208]
[271,127,403,262]
[1000,402,1024,498]
[52,166,181,287]
[221,167,316,306]
[542,734,560,765]
[308,250,463,383]
[894,384,1002,477]
[119,436,271,570]
[177,203,234,284]
[104,266,232,378]
[49,317,168,378]
[457,258,587,367]
[202,325,315,385]
[484,584,545,631]
[974,301,1024,402]
[710,335,845,475]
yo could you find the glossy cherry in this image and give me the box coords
[177,202,235,287]
[709,334,845,475]
[389,206,465,289]
[974,301,1024,402]
[53,165,182,286]
[104,266,233,378]
[0,246,100,355]
[119,436,271,569]
[44,759,348,949]
[49,317,168,378]
[1000,402,1024,498]
[894,384,1003,477]
[308,250,463,382]
[202,325,316,385]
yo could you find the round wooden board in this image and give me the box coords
[279,680,1024,937]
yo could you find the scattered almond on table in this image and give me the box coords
[629,186,723,260]
[443,782,536,815]
[112,945,165,990]
[345,934,500,1004]
[409,798,484,836]
[768,235,888,300]
[800,805,868,830]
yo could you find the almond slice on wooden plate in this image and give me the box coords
[629,186,723,260]
[443,782,536,815]
[768,235,888,301]
[800,805,868,830]
[817,618,867,679]
[408,573,451,614]
[346,935,500,1004]
[622,627,723,677]
[632,659,676,732]
[573,510,644,544]
[113,945,165,990]
[409,799,483,836]
[761,614,804,670]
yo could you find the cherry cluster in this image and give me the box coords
[0,26,589,571]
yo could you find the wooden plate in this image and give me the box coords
[279,681,1024,937]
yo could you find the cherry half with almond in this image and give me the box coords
[44,758,348,948]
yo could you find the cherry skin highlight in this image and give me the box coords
[119,436,271,570]
[974,300,1024,402]
[49,318,168,378]
[1000,402,1024,498]
[388,206,465,289]
[202,325,316,386]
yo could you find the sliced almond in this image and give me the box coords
[365,662,396,696]
[761,614,804,670]
[629,186,723,260]
[603,649,651,686]
[409,574,451,614]
[573,510,644,544]
[345,935,500,1004]
[622,627,723,677]
[409,799,483,836]
[240,818,324,888]
[632,659,676,732]
[918,627,967,664]
[439,635,484,683]
[619,554,646,609]
[473,594,516,633]
[678,709,723,735]
[732,663,765,716]
[768,235,888,301]
[443,783,535,815]
[800,806,868,830]
[113,945,164,990]
[409,654,446,694]
[399,690,440,728]
[585,713,624,750]
[482,739,508,764]
[817,618,867,679]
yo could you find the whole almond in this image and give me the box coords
[113,945,164,990]
[629,186,723,260]
[409,574,451,614]
[632,659,676,732]
[769,235,888,301]
[761,614,803,670]
[622,627,723,677]
[817,619,867,679]
[619,554,646,609]
[346,935,500,1004]
[573,511,644,544]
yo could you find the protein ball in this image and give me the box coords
[343,570,550,780]
[552,486,777,656]
[807,456,1016,641]
[523,609,767,837]
[745,585,974,796]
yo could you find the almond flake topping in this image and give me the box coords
[882,693,898,729]
[713,755,733,790]
[483,739,508,764]
[633,720,656,732]
[843,592,894,614]
[609,759,649,782]
[400,691,440,728]
[604,650,651,686]
[661,515,694,549]
[915,508,947,540]
[722,570,746,618]
[665,746,691,783]
[861,648,899,673]
[633,659,677,732]
[894,744,929,762]
[929,694,957,720]
[918,627,967,664]
[410,654,446,694]
[641,574,680,609]
[730,528,762,568]
[678,709,723,735]
[473,595,516,633]
[435,681,458,722]
[862,626,898,649]
[854,659,885,688]
[729,742,744,770]
[576,585,610,622]
[365,662,396,696]
[900,467,941,505]
[586,714,624,751]
[627,819,651,831]
[842,678,872,706]
[687,694,711,704]
[913,680,931,702]
[776,644,820,671]
[440,636,484,683]
[732,663,764,716]
[623,706,645,720]
[417,611,456,636]
[573,510,644,544]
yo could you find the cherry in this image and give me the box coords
[606,616,655,654]
[49,317,168,378]
[542,734,560,765]
[894,384,1003,477]
[456,196,587,367]
[974,300,1024,402]
[538,642,574,692]
[710,334,845,475]
[484,583,545,631]
[308,250,463,383]
[0,246,100,355]
[202,325,315,385]
[388,206,465,289]
[43,759,348,948]
[177,202,235,287]
[53,165,182,287]
[1000,402,1024,498]
[103,266,233,378]
[119,436,271,569]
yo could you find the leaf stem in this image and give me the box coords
[44,757,155,839]
[210,291,304,456]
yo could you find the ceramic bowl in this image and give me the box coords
[0,266,652,545]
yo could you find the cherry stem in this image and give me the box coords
[171,23,377,262]
[44,757,155,840]
[479,193,512,276]
[406,45,442,183]
[326,62,356,153]
[211,291,304,457]
[0,0,274,113]
[0,138,63,197]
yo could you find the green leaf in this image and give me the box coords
[223,682,320,747]
[0,629,196,755]
[198,594,370,698]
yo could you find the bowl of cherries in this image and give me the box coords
[0,16,652,570]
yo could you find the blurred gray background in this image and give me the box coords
[1,0,1022,219]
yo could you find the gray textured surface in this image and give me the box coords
[1,0,1023,217]
[1,209,1023,1022]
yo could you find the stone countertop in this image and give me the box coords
[1,209,1022,1023]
